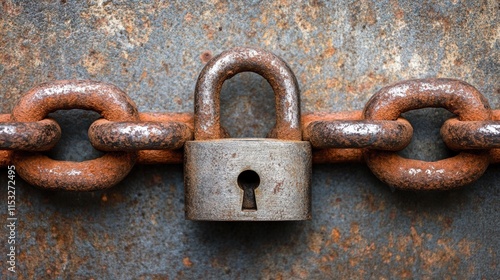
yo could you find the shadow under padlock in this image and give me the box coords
[184,47,312,221]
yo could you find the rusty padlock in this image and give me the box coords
[184,47,312,221]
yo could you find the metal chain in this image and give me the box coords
[0,53,498,192]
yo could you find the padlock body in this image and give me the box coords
[184,139,312,221]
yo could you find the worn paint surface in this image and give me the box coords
[0,0,499,279]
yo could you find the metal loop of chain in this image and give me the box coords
[0,48,498,192]
[441,119,500,150]
[10,80,140,191]
[0,117,61,151]
[362,79,492,191]
[303,118,413,151]
[88,119,192,151]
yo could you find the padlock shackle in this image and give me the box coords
[194,47,302,140]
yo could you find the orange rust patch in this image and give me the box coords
[308,232,324,254]
[330,228,341,243]
[83,50,108,76]
[183,257,193,268]
[200,51,213,63]
[323,46,336,58]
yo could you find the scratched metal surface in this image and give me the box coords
[0,0,499,279]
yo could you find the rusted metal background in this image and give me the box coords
[0,0,498,279]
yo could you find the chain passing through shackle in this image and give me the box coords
[0,47,498,200]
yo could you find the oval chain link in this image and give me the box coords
[362,78,491,190]
[11,80,140,191]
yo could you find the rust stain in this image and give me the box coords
[308,232,324,254]
[410,226,422,247]
[303,221,482,279]
[161,61,170,76]
[358,192,386,212]
[200,51,213,63]
[202,24,216,40]
[291,262,309,279]
[1,0,22,16]
[81,3,152,47]
[182,257,193,268]
[349,0,378,27]
[330,228,341,244]
[83,50,108,76]
[139,70,148,81]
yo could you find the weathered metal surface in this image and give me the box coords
[442,118,500,149]
[11,80,139,191]
[187,48,311,220]
[136,112,193,164]
[303,111,365,163]
[185,139,312,221]
[0,1,498,279]
[194,47,302,141]
[363,79,492,190]
[0,119,61,151]
[304,118,413,150]
[89,119,193,151]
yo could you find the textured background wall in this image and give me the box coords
[0,0,498,279]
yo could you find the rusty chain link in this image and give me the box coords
[362,79,492,190]
[0,48,498,191]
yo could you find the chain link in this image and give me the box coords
[11,80,139,191]
[0,118,61,151]
[0,50,498,191]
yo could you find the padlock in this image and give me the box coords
[184,47,312,221]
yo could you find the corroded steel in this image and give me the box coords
[441,119,500,149]
[0,119,61,151]
[136,111,369,164]
[11,80,139,191]
[304,118,412,150]
[0,72,497,194]
[363,78,491,190]
[89,119,192,151]
[441,109,500,164]
[302,111,365,163]
[1,2,498,278]
[136,112,193,164]
[194,47,302,140]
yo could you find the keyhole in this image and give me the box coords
[237,170,260,211]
